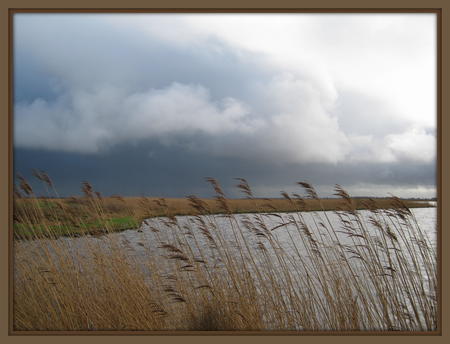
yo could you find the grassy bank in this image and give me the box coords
[13,181,434,240]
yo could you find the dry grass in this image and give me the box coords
[13,176,437,332]
[13,178,433,240]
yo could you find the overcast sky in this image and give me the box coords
[13,13,437,198]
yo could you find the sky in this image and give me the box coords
[13,13,437,198]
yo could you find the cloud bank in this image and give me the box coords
[13,13,437,196]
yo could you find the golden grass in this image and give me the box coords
[13,191,432,239]
[12,176,437,331]
[66,195,433,216]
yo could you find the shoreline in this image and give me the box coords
[13,198,436,241]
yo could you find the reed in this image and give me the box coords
[13,176,437,331]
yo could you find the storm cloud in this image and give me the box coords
[13,13,437,197]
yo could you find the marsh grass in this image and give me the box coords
[13,176,437,331]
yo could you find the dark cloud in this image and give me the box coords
[14,140,435,198]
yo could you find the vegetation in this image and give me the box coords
[13,172,434,240]
[13,173,437,331]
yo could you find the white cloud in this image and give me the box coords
[116,13,435,124]
[15,83,259,153]
[345,129,436,164]
[385,128,436,163]
[238,73,350,164]
[180,13,437,128]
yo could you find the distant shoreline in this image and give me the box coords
[13,196,435,240]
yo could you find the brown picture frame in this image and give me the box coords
[1,1,448,342]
